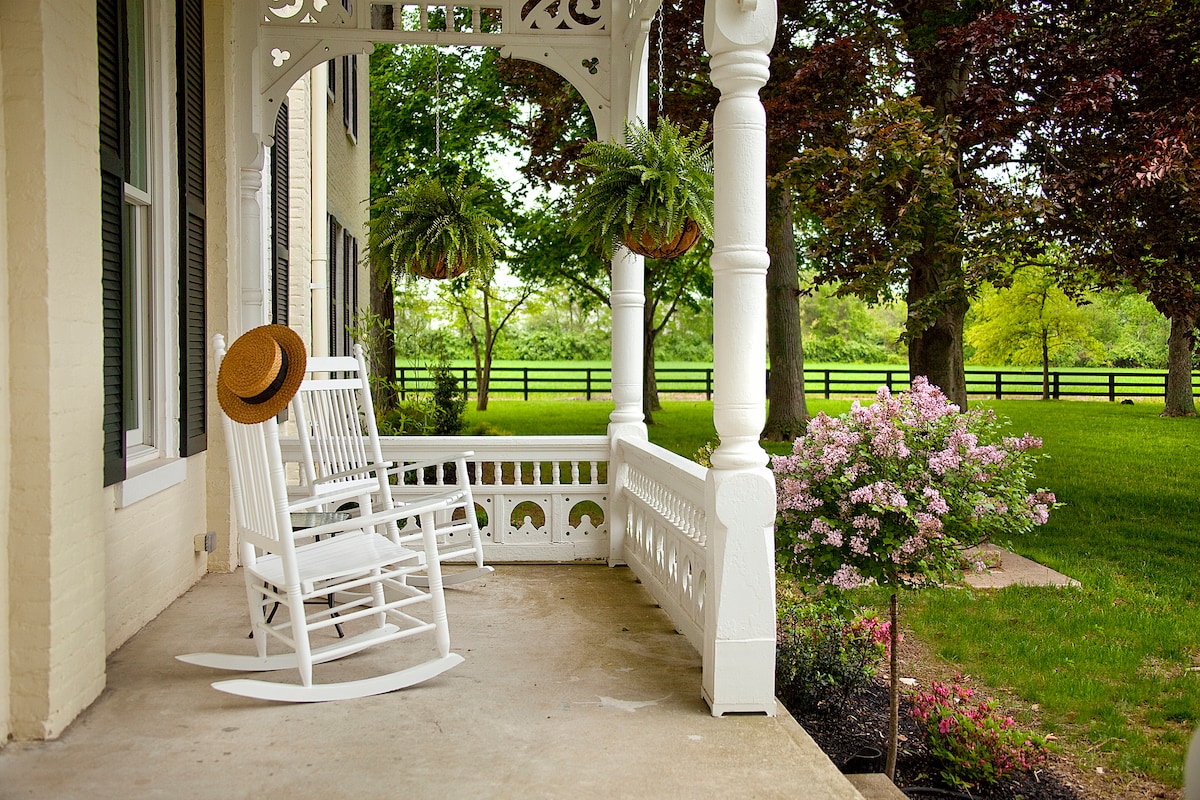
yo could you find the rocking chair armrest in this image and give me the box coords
[285,483,376,513]
[386,452,476,476]
[293,495,461,540]
[310,462,396,484]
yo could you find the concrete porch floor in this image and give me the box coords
[1,564,866,800]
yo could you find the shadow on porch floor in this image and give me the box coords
[1,564,865,800]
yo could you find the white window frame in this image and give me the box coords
[116,0,186,507]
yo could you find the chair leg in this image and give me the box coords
[419,511,452,658]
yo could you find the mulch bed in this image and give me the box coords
[790,677,1087,800]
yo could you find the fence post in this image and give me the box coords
[1109,373,1116,402]
[824,370,831,399]
[1053,372,1060,400]
[523,367,529,402]
[886,371,893,392]
[995,372,1002,400]
[398,367,407,401]
[706,368,713,401]
[586,368,593,401]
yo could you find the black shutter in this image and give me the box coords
[177,0,207,457]
[98,0,128,486]
[348,55,358,139]
[342,230,353,355]
[328,216,340,356]
[270,103,290,325]
[341,55,351,130]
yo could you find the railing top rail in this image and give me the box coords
[616,436,707,504]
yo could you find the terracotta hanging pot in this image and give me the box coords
[411,253,468,280]
[622,218,702,260]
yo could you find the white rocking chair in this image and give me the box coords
[289,344,493,588]
[177,333,463,702]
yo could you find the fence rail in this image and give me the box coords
[395,365,1200,402]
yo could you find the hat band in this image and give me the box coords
[240,349,291,406]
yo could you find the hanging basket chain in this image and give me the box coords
[656,4,664,119]
[434,46,442,158]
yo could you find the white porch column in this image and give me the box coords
[701,0,777,716]
[239,163,267,333]
[607,18,651,565]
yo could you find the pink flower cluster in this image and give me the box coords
[773,376,1057,590]
[908,678,1048,789]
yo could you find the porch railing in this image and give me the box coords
[277,432,713,657]
[279,434,612,562]
[613,437,708,653]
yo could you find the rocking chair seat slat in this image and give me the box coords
[248,530,420,596]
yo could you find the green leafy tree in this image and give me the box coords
[369,43,524,408]
[438,275,536,411]
[1015,0,1200,416]
[786,2,1048,409]
[966,265,1102,399]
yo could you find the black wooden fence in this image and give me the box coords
[394,365,1199,402]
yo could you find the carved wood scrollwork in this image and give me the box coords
[519,0,607,31]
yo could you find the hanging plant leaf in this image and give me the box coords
[569,118,714,260]
[368,172,504,281]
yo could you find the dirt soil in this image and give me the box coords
[789,635,1181,800]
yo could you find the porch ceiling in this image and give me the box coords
[0,566,863,799]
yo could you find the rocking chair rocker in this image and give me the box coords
[177,328,463,702]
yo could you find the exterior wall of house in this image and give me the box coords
[0,0,239,741]
[3,0,110,739]
[0,6,11,745]
[326,53,370,329]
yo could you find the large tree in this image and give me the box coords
[787,2,1043,409]
[1018,0,1200,416]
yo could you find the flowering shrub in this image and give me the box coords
[776,589,891,712]
[772,377,1056,590]
[909,679,1049,789]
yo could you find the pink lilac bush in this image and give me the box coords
[773,377,1057,589]
[909,678,1049,789]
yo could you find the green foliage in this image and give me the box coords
[376,366,465,436]
[776,587,889,713]
[428,364,466,435]
[908,679,1049,790]
[369,172,505,283]
[569,118,714,259]
[966,265,1103,368]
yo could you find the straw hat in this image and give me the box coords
[217,325,307,424]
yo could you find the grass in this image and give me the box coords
[465,395,1200,788]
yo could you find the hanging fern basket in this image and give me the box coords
[411,253,468,280]
[623,219,702,260]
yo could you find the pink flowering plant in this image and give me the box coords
[773,376,1055,591]
[908,679,1049,789]
[771,376,1056,779]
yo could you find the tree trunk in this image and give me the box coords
[1162,313,1197,417]
[643,285,661,421]
[906,255,969,409]
[475,290,492,412]
[643,325,659,424]
[763,182,809,441]
[886,592,900,782]
[368,266,399,412]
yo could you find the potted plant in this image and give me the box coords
[369,171,504,281]
[569,118,714,260]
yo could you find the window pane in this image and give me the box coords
[126,0,150,192]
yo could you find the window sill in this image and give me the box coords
[115,457,188,508]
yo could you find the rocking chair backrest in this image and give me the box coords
[290,345,400,537]
[212,334,298,574]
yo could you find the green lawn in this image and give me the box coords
[466,395,1200,788]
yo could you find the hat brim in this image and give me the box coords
[217,325,307,425]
